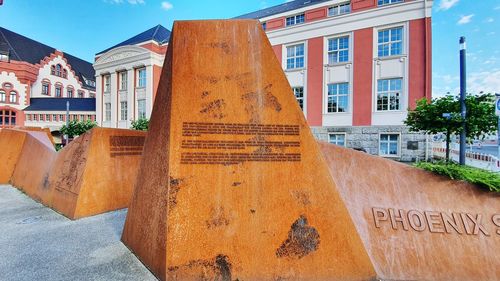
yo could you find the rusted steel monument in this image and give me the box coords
[122,20,376,281]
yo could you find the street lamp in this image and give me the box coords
[459,36,467,165]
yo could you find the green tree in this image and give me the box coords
[131,118,149,131]
[60,120,98,138]
[405,93,497,162]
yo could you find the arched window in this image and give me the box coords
[77,91,84,98]
[0,109,17,128]
[67,87,74,98]
[51,65,56,75]
[62,69,67,79]
[55,84,63,98]
[56,64,61,77]
[9,91,17,104]
[0,90,5,103]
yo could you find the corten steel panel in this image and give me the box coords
[15,126,56,146]
[48,128,146,219]
[0,129,27,184]
[122,20,376,281]
[10,131,57,203]
[319,142,500,281]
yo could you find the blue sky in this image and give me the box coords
[0,0,499,96]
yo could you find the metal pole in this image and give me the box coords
[497,93,500,159]
[65,101,70,144]
[459,36,467,165]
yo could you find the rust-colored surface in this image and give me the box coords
[122,20,376,281]
[319,142,500,281]
[0,129,27,184]
[10,131,57,202]
[15,126,55,146]
[48,128,146,219]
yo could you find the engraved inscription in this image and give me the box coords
[181,122,301,165]
[372,207,499,237]
[109,136,145,158]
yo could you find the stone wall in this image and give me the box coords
[311,125,429,162]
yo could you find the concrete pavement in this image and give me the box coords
[0,185,157,281]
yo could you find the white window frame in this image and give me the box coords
[104,75,111,93]
[376,25,405,58]
[0,90,5,102]
[9,92,17,103]
[378,0,403,6]
[55,86,62,98]
[328,2,351,17]
[120,101,128,121]
[292,86,305,112]
[138,99,146,119]
[379,133,401,157]
[376,78,403,112]
[120,72,128,91]
[42,83,49,95]
[285,13,305,27]
[328,133,347,147]
[284,42,306,70]
[137,68,147,88]
[327,35,350,64]
[105,103,112,121]
[326,83,350,113]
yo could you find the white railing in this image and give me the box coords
[432,142,500,172]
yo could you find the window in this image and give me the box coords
[327,83,349,113]
[0,51,9,62]
[329,134,346,147]
[56,64,61,77]
[0,109,16,128]
[138,69,146,88]
[286,13,305,26]
[286,44,305,70]
[33,114,38,121]
[0,90,5,102]
[53,114,58,122]
[378,0,403,6]
[45,114,50,122]
[104,75,111,92]
[105,103,111,121]
[89,92,95,98]
[328,2,351,16]
[55,85,62,98]
[328,36,349,64]
[51,65,56,75]
[59,114,64,122]
[262,22,267,31]
[26,114,32,121]
[378,27,403,57]
[42,83,50,95]
[87,115,93,121]
[62,69,67,79]
[293,87,304,111]
[380,134,400,156]
[377,78,402,111]
[120,101,128,121]
[9,91,17,103]
[80,115,85,121]
[78,91,84,98]
[138,99,146,119]
[39,114,44,121]
[2,83,12,90]
[67,88,73,98]
[120,72,128,90]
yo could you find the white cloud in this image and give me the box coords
[103,0,145,4]
[457,14,474,25]
[468,70,500,94]
[128,0,145,4]
[161,1,173,10]
[495,6,500,10]
[485,18,494,23]
[438,0,459,11]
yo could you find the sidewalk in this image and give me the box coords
[0,185,156,281]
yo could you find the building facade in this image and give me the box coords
[94,25,170,129]
[237,0,432,161]
[0,27,96,131]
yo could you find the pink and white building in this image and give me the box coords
[238,0,433,161]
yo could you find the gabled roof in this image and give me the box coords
[235,0,332,20]
[96,24,171,56]
[23,98,96,112]
[0,27,96,90]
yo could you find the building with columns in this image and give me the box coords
[236,0,433,161]
[93,25,170,129]
[0,27,96,132]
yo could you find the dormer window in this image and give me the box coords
[329,2,351,16]
[262,22,267,31]
[51,64,67,78]
[56,64,62,76]
[0,51,8,62]
[286,13,305,27]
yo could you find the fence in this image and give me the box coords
[431,142,500,172]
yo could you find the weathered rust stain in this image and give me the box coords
[201,91,210,99]
[208,42,232,54]
[200,99,227,119]
[291,190,311,206]
[168,177,184,212]
[167,254,232,281]
[206,206,230,229]
[232,182,242,187]
[276,215,320,259]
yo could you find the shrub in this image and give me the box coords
[131,118,149,131]
[415,161,500,192]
